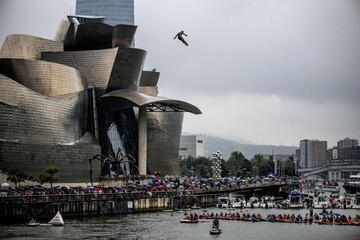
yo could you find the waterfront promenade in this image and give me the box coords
[0,181,287,224]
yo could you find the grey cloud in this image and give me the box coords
[135,0,360,105]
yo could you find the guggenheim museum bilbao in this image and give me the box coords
[0,16,201,183]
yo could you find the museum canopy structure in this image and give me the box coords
[0,16,201,183]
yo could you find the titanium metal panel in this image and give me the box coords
[147,112,184,175]
[0,34,63,60]
[42,47,146,96]
[139,70,160,87]
[42,48,118,95]
[0,59,86,97]
[63,22,137,51]
[0,74,87,145]
[101,89,202,114]
[72,22,113,50]
[0,134,101,183]
[54,20,71,42]
[112,24,137,48]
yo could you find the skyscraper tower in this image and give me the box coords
[76,0,134,26]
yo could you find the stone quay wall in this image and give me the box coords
[0,192,177,224]
[0,183,288,224]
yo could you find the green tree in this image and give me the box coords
[225,151,252,177]
[179,156,212,177]
[38,166,59,188]
[6,168,27,187]
[283,156,296,176]
[252,154,274,176]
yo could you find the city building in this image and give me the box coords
[299,139,327,168]
[76,0,134,26]
[295,148,300,172]
[179,135,204,159]
[337,137,359,149]
[328,146,360,166]
[0,15,201,182]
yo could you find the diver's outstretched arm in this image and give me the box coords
[173,34,178,39]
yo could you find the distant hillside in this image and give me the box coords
[202,135,296,159]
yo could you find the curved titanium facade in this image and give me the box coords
[101,89,202,114]
[42,47,146,96]
[0,133,101,183]
[54,20,71,42]
[139,70,160,87]
[0,34,63,60]
[0,59,86,97]
[73,22,113,50]
[147,112,184,175]
[63,22,137,51]
[112,24,137,48]
[42,48,118,95]
[0,17,201,180]
[0,73,87,144]
[0,68,101,182]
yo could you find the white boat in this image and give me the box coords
[343,174,360,194]
[259,196,275,208]
[288,190,304,209]
[49,211,64,226]
[231,196,246,208]
[246,197,260,208]
[216,197,230,208]
[314,194,330,209]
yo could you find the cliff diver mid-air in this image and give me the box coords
[173,30,189,46]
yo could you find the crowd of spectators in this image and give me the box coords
[302,179,339,189]
[0,175,286,198]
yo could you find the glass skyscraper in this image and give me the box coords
[76,0,134,26]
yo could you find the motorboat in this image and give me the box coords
[288,190,304,208]
[246,197,260,208]
[231,195,246,208]
[49,211,64,226]
[217,197,230,208]
[343,175,360,194]
[260,196,275,208]
[314,194,330,209]
[27,218,40,226]
[210,228,222,235]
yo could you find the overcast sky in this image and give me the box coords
[0,0,359,147]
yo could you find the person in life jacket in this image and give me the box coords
[212,217,219,229]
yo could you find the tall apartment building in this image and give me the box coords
[328,146,360,166]
[337,137,359,149]
[299,139,327,168]
[179,135,204,159]
[76,0,134,26]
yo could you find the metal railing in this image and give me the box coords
[0,182,287,204]
[0,191,180,204]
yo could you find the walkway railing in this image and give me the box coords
[0,182,287,204]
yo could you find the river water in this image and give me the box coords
[0,208,359,240]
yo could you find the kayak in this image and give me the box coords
[210,228,222,235]
[318,221,333,225]
[180,219,199,223]
[27,222,40,226]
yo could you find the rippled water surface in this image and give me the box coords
[0,208,359,240]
